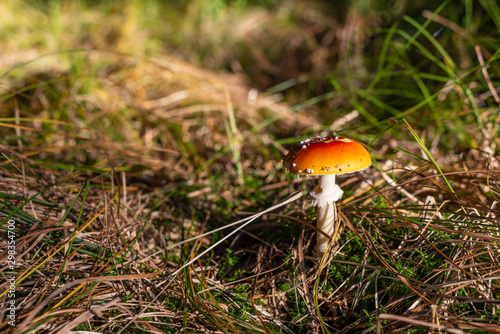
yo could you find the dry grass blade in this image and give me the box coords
[48,296,121,334]
[379,313,466,333]
[15,273,159,333]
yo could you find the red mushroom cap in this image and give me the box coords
[282,136,371,175]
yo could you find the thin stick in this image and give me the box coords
[475,45,500,105]
[156,190,303,287]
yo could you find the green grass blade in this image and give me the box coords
[403,119,457,198]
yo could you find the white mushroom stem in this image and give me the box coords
[309,174,343,255]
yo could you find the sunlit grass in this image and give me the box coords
[0,0,499,333]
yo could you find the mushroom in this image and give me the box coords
[282,136,371,255]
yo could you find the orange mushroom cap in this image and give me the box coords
[282,136,371,175]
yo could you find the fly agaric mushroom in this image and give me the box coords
[283,136,371,255]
